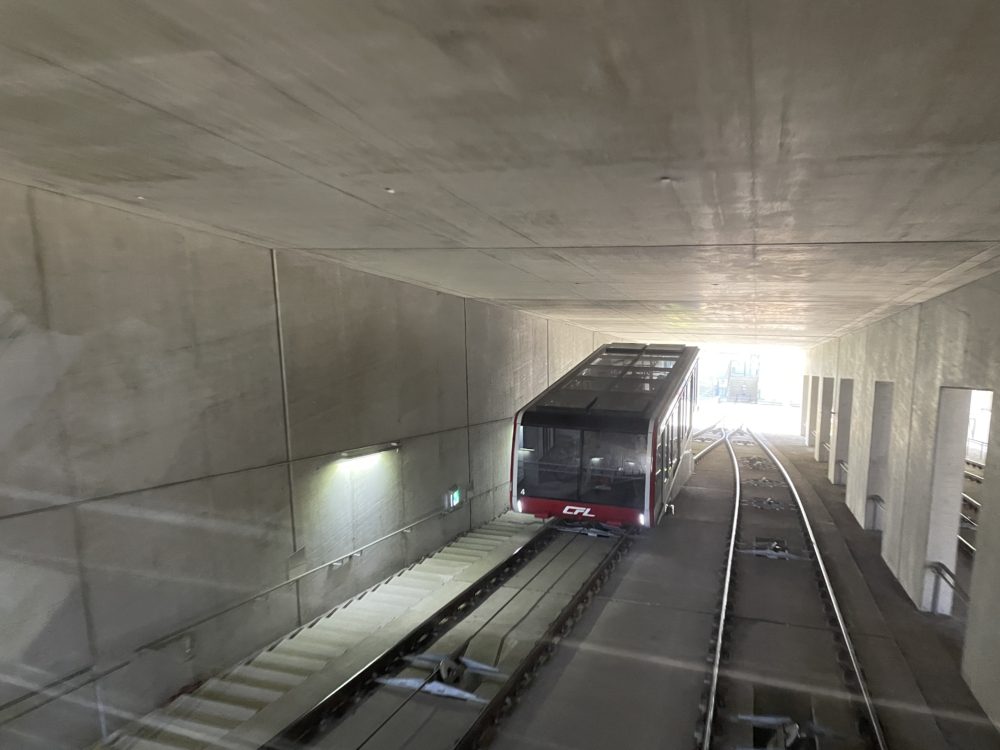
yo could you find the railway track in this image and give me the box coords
[697,428,887,750]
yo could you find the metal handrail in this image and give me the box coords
[926,561,970,613]
[837,459,849,474]
[0,502,467,721]
[961,492,981,511]
[960,512,978,529]
[964,470,983,484]
[958,535,977,555]
[750,430,888,750]
[700,432,740,750]
[965,458,985,471]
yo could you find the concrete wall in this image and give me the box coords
[803,269,1000,726]
[0,184,598,748]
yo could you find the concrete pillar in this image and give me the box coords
[814,377,834,462]
[805,375,820,447]
[921,387,972,614]
[800,376,810,439]
[865,381,894,531]
[829,379,853,485]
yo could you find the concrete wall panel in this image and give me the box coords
[837,329,866,379]
[471,485,510,528]
[469,419,515,505]
[0,184,81,516]
[466,301,547,424]
[38,190,284,499]
[547,319,595,384]
[94,585,299,736]
[78,465,293,657]
[297,535,407,622]
[291,451,401,575]
[0,187,286,513]
[401,506,473,565]
[0,509,92,707]
[0,683,100,750]
[400,427,470,522]
[277,252,468,458]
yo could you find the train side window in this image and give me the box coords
[659,424,668,481]
[671,409,681,471]
[666,417,674,474]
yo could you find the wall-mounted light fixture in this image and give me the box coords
[332,441,400,471]
[335,441,400,461]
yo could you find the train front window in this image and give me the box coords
[518,426,582,501]
[579,431,648,508]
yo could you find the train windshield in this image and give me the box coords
[517,426,648,509]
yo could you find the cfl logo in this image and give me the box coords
[562,505,596,517]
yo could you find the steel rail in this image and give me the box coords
[964,470,984,484]
[749,430,888,750]
[699,431,740,750]
[693,419,722,439]
[694,430,729,462]
[958,534,977,555]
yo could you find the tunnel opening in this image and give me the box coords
[694,346,803,434]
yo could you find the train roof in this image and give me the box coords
[520,343,699,433]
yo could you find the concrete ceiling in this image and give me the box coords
[2,1,1000,345]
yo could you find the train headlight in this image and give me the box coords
[639,513,646,526]
[516,500,524,513]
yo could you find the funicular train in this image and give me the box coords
[511,343,699,528]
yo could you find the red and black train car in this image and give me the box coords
[511,343,699,528]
